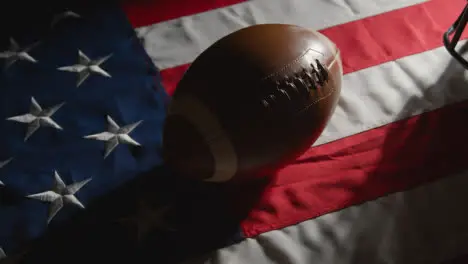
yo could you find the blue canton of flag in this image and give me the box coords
[0,3,170,261]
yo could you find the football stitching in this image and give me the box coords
[298,51,341,114]
[262,48,325,80]
[260,48,334,111]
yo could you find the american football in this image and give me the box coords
[162,24,343,183]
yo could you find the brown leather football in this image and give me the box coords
[162,24,342,183]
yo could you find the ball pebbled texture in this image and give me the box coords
[162,24,343,183]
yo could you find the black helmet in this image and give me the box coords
[444,1,468,68]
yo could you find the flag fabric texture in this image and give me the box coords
[0,3,173,263]
[2,0,468,263]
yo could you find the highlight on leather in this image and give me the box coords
[162,24,343,183]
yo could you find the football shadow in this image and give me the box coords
[14,164,270,264]
[0,1,272,263]
[343,42,468,264]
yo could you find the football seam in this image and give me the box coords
[167,94,239,183]
[297,49,341,115]
[260,48,339,113]
[261,48,325,80]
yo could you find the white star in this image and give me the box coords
[51,10,81,28]
[26,171,91,224]
[0,158,13,186]
[0,37,38,69]
[117,201,175,242]
[57,50,112,87]
[6,97,64,141]
[84,115,142,159]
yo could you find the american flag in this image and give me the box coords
[1,0,468,263]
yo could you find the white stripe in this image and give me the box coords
[136,0,427,70]
[314,41,468,146]
[188,169,468,264]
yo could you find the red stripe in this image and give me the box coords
[240,99,468,237]
[160,64,190,96]
[159,0,468,95]
[122,0,248,28]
